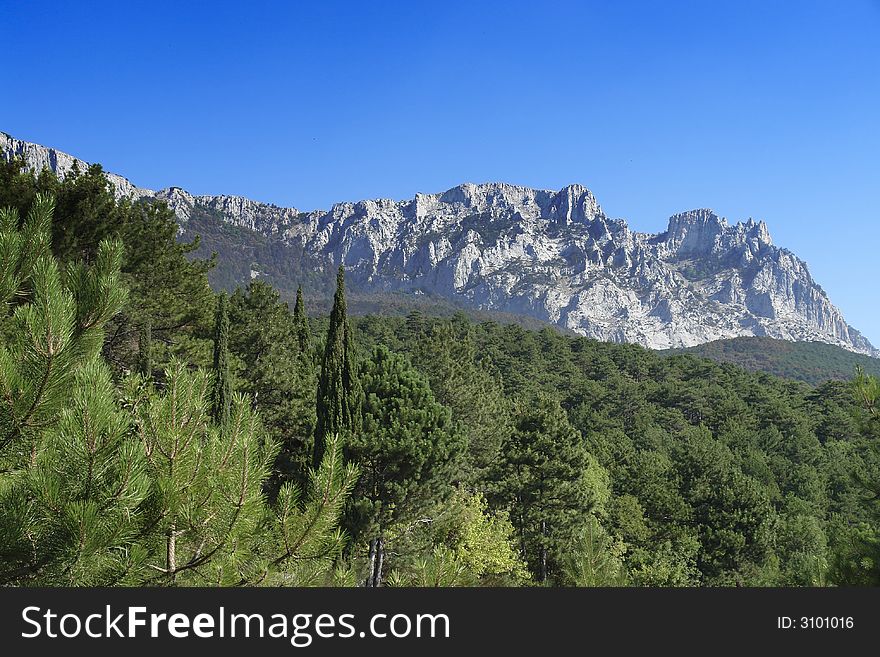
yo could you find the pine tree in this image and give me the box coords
[228,281,316,493]
[314,266,361,468]
[0,194,143,585]
[210,292,232,426]
[137,317,152,380]
[0,158,215,377]
[562,516,628,586]
[411,319,510,485]
[491,394,610,584]
[293,284,311,354]
[264,433,360,585]
[129,361,272,585]
[349,345,465,586]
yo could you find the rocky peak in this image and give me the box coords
[664,209,727,254]
[2,130,876,358]
[546,183,604,225]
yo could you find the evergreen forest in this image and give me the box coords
[1,158,879,587]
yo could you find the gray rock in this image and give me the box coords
[3,131,875,357]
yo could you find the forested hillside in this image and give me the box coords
[1,158,879,587]
[666,337,880,385]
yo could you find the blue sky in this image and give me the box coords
[3,1,879,344]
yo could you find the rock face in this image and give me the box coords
[3,131,877,357]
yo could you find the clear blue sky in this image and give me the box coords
[3,1,879,344]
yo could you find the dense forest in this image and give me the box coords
[1,158,879,587]
[666,337,880,386]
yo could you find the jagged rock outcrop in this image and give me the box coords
[3,131,876,357]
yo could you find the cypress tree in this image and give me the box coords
[137,317,152,380]
[210,292,232,426]
[314,267,361,468]
[293,285,310,354]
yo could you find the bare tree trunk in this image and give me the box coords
[374,537,384,587]
[365,538,377,587]
[539,520,548,584]
[167,522,177,583]
[365,536,386,587]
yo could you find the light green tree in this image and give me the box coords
[129,361,271,585]
[0,194,144,585]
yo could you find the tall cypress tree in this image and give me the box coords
[293,285,310,355]
[314,267,361,468]
[210,292,232,426]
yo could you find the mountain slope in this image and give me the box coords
[664,336,880,385]
[3,130,876,357]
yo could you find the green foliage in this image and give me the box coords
[668,336,880,385]
[210,292,232,426]
[562,516,628,587]
[128,361,272,585]
[387,545,475,587]
[491,394,610,583]
[20,360,151,585]
[838,368,880,585]
[347,346,464,542]
[263,433,360,586]
[0,158,216,376]
[314,267,361,467]
[0,194,127,468]
[228,281,316,491]
[409,316,511,485]
[433,492,529,584]
[0,194,139,585]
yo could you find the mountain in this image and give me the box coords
[664,336,880,385]
[3,130,877,357]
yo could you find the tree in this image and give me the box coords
[0,194,145,585]
[348,345,465,586]
[228,281,316,492]
[128,361,271,585]
[837,368,880,585]
[0,158,215,376]
[210,292,232,426]
[430,491,528,585]
[492,394,610,584]
[562,516,628,587]
[314,266,361,467]
[410,318,511,486]
[293,284,311,354]
[264,433,360,585]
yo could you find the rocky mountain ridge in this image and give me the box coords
[3,131,876,357]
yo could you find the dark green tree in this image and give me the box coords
[314,266,361,467]
[228,281,316,491]
[0,158,216,376]
[210,292,232,426]
[293,284,311,354]
[348,345,465,586]
[411,319,510,486]
[492,395,609,584]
